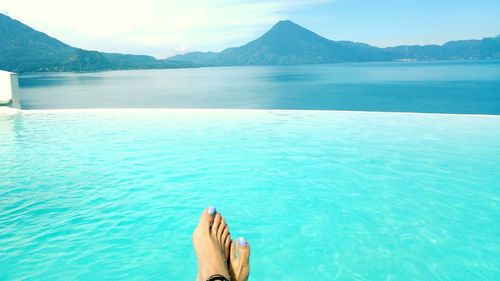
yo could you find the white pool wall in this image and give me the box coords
[0,70,21,108]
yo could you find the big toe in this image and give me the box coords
[237,237,251,262]
[197,206,217,228]
[230,237,250,280]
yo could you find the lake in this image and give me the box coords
[19,60,500,114]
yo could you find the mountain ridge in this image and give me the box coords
[0,13,194,72]
[169,20,500,65]
[1,13,499,72]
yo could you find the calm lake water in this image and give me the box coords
[19,60,500,114]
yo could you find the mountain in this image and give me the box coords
[385,37,500,61]
[1,13,499,72]
[168,51,220,65]
[0,13,194,72]
[169,20,500,66]
[170,20,392,65]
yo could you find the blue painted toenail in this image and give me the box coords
[207,206,216,216]
[238,237,248,247]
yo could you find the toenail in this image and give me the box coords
[238,237,248,247]
[207,206,216,216]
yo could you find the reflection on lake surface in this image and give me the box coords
[19,60,500,114]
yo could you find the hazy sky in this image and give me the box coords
[1,0,499,58]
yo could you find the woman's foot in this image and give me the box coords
[228,237,250,281]
[193,207,232,281]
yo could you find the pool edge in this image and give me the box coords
[14,108,500,118]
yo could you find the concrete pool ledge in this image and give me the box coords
[14,108,500,119]
[0,106,19,115]
[0,70,21,109]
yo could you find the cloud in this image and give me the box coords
[0,0,334,58]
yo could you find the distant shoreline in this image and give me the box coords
[17,59,500,75]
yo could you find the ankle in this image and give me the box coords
[199,259,230,280]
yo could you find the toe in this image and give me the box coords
[217,218,227,239]
[237,237,251,261]
[221,225,229,243]
[198,206,216,228]
[224,234,231,254]
[230,240,237,262]
[221,226,229,251]
[211,213,222,236]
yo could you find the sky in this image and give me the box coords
[1,0,499,58]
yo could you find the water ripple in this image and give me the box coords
[1,110,499,280]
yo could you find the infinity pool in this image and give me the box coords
[1,109,499,280]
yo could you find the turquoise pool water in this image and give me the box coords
[1,110,499,280]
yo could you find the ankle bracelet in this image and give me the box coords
[206,274,230,281]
